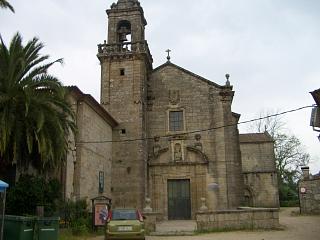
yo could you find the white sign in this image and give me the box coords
[300,187,307,194]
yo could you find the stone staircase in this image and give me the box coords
[150,220,197,236]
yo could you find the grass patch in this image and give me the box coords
[59,228,104,240]
[195,228,240,234]
[195,226,284,235]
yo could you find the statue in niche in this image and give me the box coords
[169,90,180,105]
[153,136,161,158]
[174,143,182,161]
[151,136,169,161]
[194,134,203,151]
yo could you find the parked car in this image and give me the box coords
[105,208,145,240]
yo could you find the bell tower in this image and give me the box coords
[106,0,147,45]
[97,0,153,208]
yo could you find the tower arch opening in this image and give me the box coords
[117,20,132,43]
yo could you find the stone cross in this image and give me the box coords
[166,49,171,62]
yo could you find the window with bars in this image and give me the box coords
[169,111,184,131]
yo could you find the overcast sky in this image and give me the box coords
[1,0,319,173]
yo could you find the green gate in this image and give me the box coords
[167,179,191,220]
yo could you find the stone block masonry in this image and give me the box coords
[196,208,279,231]
[299,175,320,214]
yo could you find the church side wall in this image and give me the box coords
[64,95,77,200]
[241,142,276,172]
[243,172,279,207]
[65,96,113,203]
[240,142,279,208]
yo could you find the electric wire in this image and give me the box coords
[76,105,314,144]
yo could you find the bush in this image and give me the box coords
[59,199,91,235]
[6,174,61,216]
[71,217,88,235]
[280,200,299,207]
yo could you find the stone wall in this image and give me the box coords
[64,88,115,204]
[101,56,149,209]
[243,172,279,208]
[240,133,279,208]
[240,134,276,172]
[196,208,279,231]
[76,102,113,200]
[299,177,320,214]
[142,212,162,233]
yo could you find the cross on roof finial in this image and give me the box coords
[166,49,171,62]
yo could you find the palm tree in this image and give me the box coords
[0,33,76,172]
[0,0,14,12]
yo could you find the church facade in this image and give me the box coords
[94,0,279,220]
[0,0,279,222]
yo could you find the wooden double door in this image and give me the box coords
[167,179,191,220]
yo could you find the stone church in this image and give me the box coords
[27,0,279,223]
[84,0,279,221]
[0,0,279,223]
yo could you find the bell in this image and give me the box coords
[119,33,128,42]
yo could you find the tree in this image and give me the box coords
[0,0,14,12]
[0,33,76,172]
[248,110,310,204]
[6,174,61,216]
[275,133,310,182]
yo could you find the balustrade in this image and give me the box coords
[98,41,151,56]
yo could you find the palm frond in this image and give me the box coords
[0,0,15,13]
[0,32,76,172]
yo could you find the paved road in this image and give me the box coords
[94,208,320,240]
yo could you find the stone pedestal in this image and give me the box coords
[199,197,208,212]
[143,198,153,213]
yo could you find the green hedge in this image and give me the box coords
[280,200,299,207]
[6,174,61,216]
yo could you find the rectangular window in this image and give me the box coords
[169,111,184,131]
[120,68,125,76]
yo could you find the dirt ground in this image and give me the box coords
[93,208,320,240]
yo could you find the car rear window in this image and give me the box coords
[112,210,137,220]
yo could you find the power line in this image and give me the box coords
[77,105,314,144]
